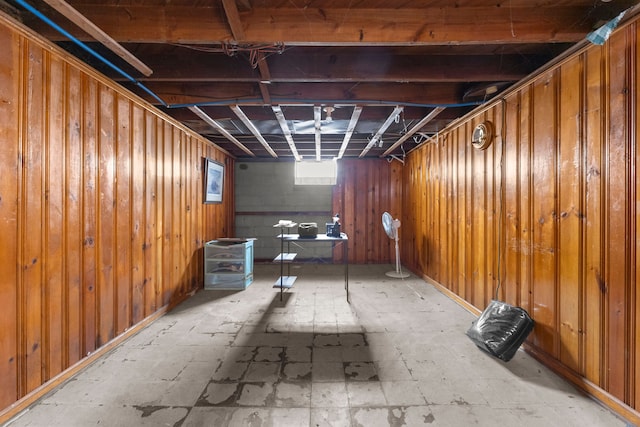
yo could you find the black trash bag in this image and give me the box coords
[466,300,534,362]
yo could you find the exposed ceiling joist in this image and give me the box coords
[41,0,153,76]
[221,0,245,41]
[381,107,446,157]
[256,55,272,104]
[229,105,278,158]
[30,5,601,44]
[222,0,274,105]
[359,106,404,158]
[15,0,635,160]
[135,81,464,107]
[123,51,538,84]
[258,53,538,83]
[188,106,255,157]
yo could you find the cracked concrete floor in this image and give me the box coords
[4,264,629,427]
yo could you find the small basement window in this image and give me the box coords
[294,160,338,185]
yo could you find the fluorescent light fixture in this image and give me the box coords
[230,105,278,157]
[337,105,363,159]
[188,106,255,157]
[272,105,302,161]
[314,106,322,161]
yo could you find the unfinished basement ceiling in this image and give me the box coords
[7,0,638,160]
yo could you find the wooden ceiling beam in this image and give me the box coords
[221,0,245,41]
[233,6,593,44]
[221,0,273,104]
[121,53,539,83]
[255,53,273,104]
[41,0,153,76]
[265,53,539,83]
[24,5,601,44]
[133,81,466,106]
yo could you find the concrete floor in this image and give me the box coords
[5,264,629,427]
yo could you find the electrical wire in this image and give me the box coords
[14,0,167,106]
[494,99,507,301]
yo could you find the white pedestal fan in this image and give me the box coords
[382,212,410,278]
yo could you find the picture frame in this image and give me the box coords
[204,158,224,204]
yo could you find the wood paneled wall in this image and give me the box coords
[0,15,233,418]
[332,158,403,264]
[402,20,640,422]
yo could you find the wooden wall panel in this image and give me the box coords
[0,24,19,407]
[471,120,485,308]
[64,65,83,370]
[45,54,65,382]
[143,113,157,316]
[605,29,632,401]
[0,14,233,419]
[531,71,558,355]
[115,95,132,337]
[131,105,145,325]
[456,128,468,300]
[83,77,98,356]
[635,23,640,412]
[402,19,640,423]
[23,39,44,394]
[583,43,605,391]
[331,159,402,264]
[98,85,116,347]
[437,134,447,287]
[557,57,582,374]
[503,94,520,307]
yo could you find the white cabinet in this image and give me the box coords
[204,239,254,290]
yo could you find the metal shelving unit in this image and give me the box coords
[273,223,297,299]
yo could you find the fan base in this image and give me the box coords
[386,271,410,279]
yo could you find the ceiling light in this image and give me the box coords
[485,85,498,95]
[323,106,334,122]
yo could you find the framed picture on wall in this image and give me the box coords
[204,158,224,204]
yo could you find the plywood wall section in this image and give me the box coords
[402,20,640,421]
[332,158,403,264]
[0,15,233,414]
